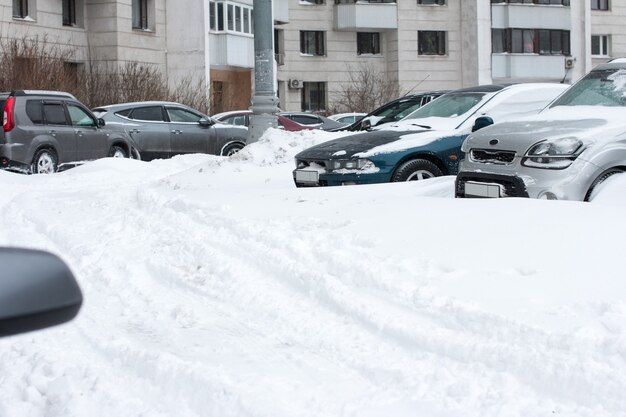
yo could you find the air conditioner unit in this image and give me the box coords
[288,79,303,89]
[565,57,576,70]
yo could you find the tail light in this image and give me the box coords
[3,96,16,132]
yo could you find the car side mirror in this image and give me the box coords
[97,118,106,128]
[472,116,494,132]
[0,248,82,338]
[198,118,214,127]
[360,119,372,130]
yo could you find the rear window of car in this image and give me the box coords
[26,100,44,125]
[130,106,165,122]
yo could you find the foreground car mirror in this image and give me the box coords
[360,119,372,130]
[0,248,82,337]
[472,116,494,132]
[198,118,214,127]
[97,118,106,128]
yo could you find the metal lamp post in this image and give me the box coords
[248,0,279,143]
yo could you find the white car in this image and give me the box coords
[456,59,626,201]
[328,112,367,124]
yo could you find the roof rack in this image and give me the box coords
[12,90,77,99]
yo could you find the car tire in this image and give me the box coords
[391,159,443,182]
[109,145,128,158]
[221,143,244,156]
[584,168,624,201]
[31,149,58,175]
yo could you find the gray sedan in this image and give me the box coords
[93,102,248,161]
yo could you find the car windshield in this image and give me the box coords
[550,68,626,107]
[404,92,485,120]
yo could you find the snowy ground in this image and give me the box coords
[1,128,625,417]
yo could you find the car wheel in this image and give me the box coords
[584,168,624,201]
[109,145,128,158]
[31,149,58,175]
[221,143,244,156]
[391,159,443,182]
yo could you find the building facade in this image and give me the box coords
[277,0,626,113]
[1,0,625,114]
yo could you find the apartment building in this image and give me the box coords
[2,0,624,114]
[277,0,626,113]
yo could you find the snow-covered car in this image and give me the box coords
[280,112,349,131]
[456,59,626,201]
[293,83,568,187]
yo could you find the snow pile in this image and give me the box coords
[0,129,626,417]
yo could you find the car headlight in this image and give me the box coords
[522,138,583,169]
[332,159,374,171]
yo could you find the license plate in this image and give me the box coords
[465,181,501,198]
[295,169,319,183]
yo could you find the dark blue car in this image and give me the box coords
[293,83,568,187]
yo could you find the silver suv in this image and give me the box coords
[1,90,132,174]
[456,59,626,201]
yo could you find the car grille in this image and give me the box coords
[296,159,329,170]
[470,149,516,164]
[455,172,529,198]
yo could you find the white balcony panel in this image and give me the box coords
[209,33,254,68]
[274,0,289,24]
[335,3,397,31]
[492,4,571,30]
[492,54,567,81]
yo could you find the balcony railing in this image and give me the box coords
[334,0,398,31]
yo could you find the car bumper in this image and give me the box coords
[293,169,392,187]
[455,157,601,201]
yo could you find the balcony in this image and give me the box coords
[209,33,254,69]
[492,54,568,81]
[274,0,289,24]
[334,0,398,31]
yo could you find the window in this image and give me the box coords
[67,104,96,127]
[301,82,326,112]
[418,31,446,55]
[209,1,252,34]
[300,31,325,56]
[167,108,203,123]
[132,0,148,30]
[130,106,164,122]
[43,103,69,125]
[302,0,324,4]
[62,0,76,26]
[222,115,248,126]
[357,32,381,55]
[13,0,28,18]
[492,28,570,55]
[591,0,609,10]
[592,35,610,57]
[26,100,44,125]
[418,0,445,4]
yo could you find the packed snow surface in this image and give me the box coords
[1,128,626,417]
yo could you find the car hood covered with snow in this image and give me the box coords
[463,106,626,154]
[294,129,430,159]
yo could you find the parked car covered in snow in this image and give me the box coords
[93,102,249,160]
[456,59,626,201]
[293,83,568,187]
